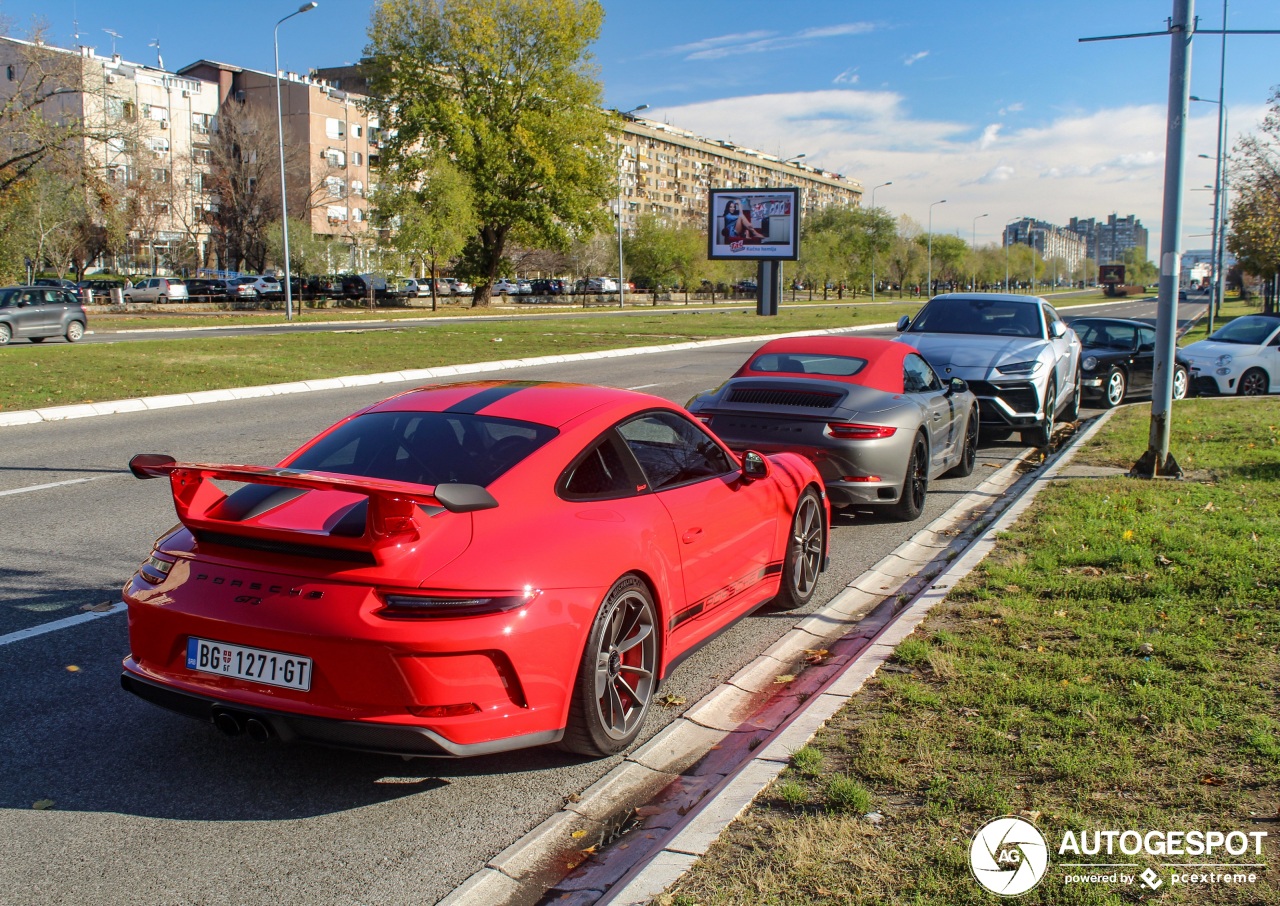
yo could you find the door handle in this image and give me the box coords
[681,528,703,544]
[932,412,943,421]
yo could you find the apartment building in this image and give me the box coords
[178,60,377,251]
[1067,213,1149,265]
[0,35,221,272]
[612,115,862,231]
[1003,216,1088,275]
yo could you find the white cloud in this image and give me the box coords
[796,23,876,40]
[904,51,929,66]
[668,23,875,61]
[999,102,1024,116]
[668,31,774,58]
[646,91,1269,251]
[833,67,859,85]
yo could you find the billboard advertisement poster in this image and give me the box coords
[707,187,800,261]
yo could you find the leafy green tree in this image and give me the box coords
[1228,88,1280,312]
[373,157,476,310]
[367,0,615,306]
[266,218,332,280]
[1121,246,1158,286]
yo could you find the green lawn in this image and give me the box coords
[664,399,1280,905]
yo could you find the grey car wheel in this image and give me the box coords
[1172,366,1189,400]
[1021,379,1057,447]
[0,323,11,345]
[65,321,84,343]
[1237,368,1268,396]
[560,575,658,757]
[774,489,824,610]
[947,408,980,478]
[889,434,928,521]
[1101,368,1126,408]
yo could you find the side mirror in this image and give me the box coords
[1050,320,1068,339]
[948,377,969,395]
[896,315,911,332]
[741,450,771,481]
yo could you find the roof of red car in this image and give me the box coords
[734,336,912,393]
[369,381,653,427]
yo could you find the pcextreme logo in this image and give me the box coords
[970,816,1050,896]
[969,817,1269,897]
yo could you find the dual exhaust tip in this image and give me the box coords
[212,709,273,742]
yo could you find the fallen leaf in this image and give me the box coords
[657,693,686,707]
[32,800,54,810]
[635,805,664,817]
[773,674,796,684]
[1203,501,1216,511]
[65,665,80,673]
[803,648,829,664]
[566,793,582,803]
[1156,554,1173,566]
[1200,776,1224,786]
[1079,566,1104,577]
[570,829,588,839]
[579,845,598,856]
[1003,585,1021,593]
[1079,675,1093,684]
[1053,609,1068,618]
[991,618,1002,625]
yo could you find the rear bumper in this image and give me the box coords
[120,669,561,757]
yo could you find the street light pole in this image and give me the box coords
[274,0,318,323]
[1193,91,1227,334]
[971,213,988,290]
[869,181,892,301]
[616,104,648,308]
[927,199,946,298]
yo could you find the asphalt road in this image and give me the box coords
[0,298,1201,905]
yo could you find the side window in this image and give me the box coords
[1138,327,1156,351]
[561,436,637,499]
[1042,306,1056,338]
[616,411,732,491]
[903,354,942,393]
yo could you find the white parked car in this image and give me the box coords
[123,277,189,304]
[895,293,1081,446]
[492,278,521,295]
[399,279,432,297]
[1181,314,1280,396]
[587,276,619,293]
[445,278,473,296]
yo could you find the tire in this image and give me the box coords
[0,323,12,345]
[157,294,168,304]
[1237,367,1269,397]
[889,434,928,521]
[1172,365,1189,400]
[947,408,980,478]
[560,575,658,757]
[1063,365,1081,421]
[1021,379,1057,447]
[1101,367,1126,409]
[773,489,824,610]
[65,321,84,343]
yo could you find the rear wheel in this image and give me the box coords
[947,408,980,478]
[1101,368,1126,408]
[1021,379,1057,447]
[0,323,12,345]
[1172,365,1189,400]
[65,321,84,343]
[773,489,824,610]
[1238,368,1268,396]
[889,434,928,521]
[560,575,658,757]
[157,294,168,304]
[1063,367,1081,421]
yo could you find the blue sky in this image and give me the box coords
[3,0,1277,255]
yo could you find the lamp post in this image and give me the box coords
[869,181,892,301]
[275,0,317,323]
[616,104,648,307]
[926,199,946,298]
[1192,93,1227,334]
[971,213,988,290]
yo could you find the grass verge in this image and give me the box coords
[663,399,1280,905]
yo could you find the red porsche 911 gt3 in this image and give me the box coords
[121,381,827,758]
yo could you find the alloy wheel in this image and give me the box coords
[789,493,823,600]
[593,587,657,741]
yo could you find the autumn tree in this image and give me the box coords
[1228,87,1280,313]
[366,0,615,306]
[205,101,284,273]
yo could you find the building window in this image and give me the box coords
[193,148,212,165]
[351,179,364,197]
[353,124,362,139]
[152,168,170,184]
[325,117,345,139]
[325,148,345,167]
[325,176,345,198]
[352,151,362,166]
[352,207,364,223]
[326,205,348,223]
[153,202,170,214]
[148,137,170,154]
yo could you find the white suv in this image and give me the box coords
[124,278,189,303]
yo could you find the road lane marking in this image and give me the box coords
[0,476,105,498]
[0,602,127,648]
[626,383,664,390]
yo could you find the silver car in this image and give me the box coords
[896,293,1081,446]
[124,277,189,304]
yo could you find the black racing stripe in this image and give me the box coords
[443,382,540,414]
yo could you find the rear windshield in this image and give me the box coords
[1207,316,1280,345]
[287,411,558,487]
[749,352,867,376]
[909,297,1043,338]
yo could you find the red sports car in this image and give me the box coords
[121,381,827,758]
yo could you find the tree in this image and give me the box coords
[1228,87,1280,313]
[205,101,285,273]
[266,217,332,281]
[366,0,615,306]
[373,156,476,310]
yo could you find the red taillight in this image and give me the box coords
[408,703,482,718]
[840,475,882,483]
[377,587,541,618]
[826,422,897,440]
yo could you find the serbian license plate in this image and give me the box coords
[186,637,312,691]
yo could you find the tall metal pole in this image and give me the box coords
[274,1,317,323]
[971,213,988,290]
[869,181,892,301]
[927,199,946,298]
[1211,1,1228,327]
[1135,0,1194,479]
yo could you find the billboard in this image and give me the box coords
[707,188,800,261]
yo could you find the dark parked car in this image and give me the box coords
[342,274,391,300]
[1069,317,1190,408]
[184,278,233,300]
[531,279,567,296]
[0,286,88,345]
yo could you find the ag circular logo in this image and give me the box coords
[970,816,1050,897]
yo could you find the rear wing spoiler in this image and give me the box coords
[129,453,496,553]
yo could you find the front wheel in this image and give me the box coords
[560,575,658,757]
[947,408,979,478]
[773,489,824,610]
[889,434,928,521]
[1101,368,1126,409]
[1172,365,1189,400]
[1021,379,1057,447]
[1237,367,1269,397]
[65,321,84,343]
[0,323,13,345]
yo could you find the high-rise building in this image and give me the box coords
[1068,213,1148,264]
[1003,217,1087,276]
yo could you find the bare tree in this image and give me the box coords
[205,100,284,273]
